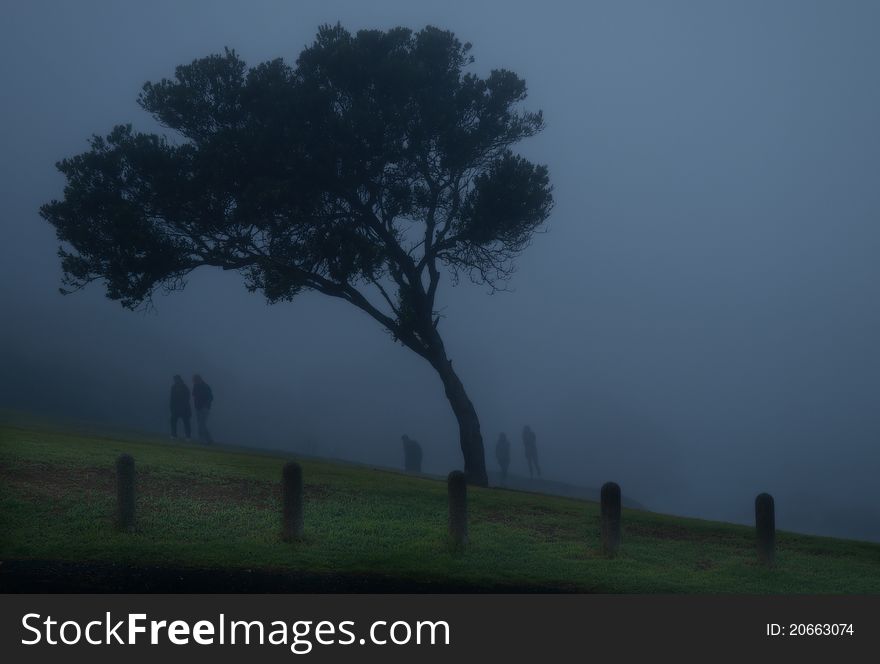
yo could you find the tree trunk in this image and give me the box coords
[428,349,489,487]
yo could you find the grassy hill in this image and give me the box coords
[486,472,648,510]
[1,420,878,593]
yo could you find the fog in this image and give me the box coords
[2,1,879,541]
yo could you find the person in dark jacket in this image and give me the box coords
[401,434,423,473]
[169,375,191,440]
[192,374,214,444]
[495,432,511,483]
[522,424,541,478]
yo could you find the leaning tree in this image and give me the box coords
[40,25,553,486]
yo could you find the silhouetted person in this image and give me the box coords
[401,434,423,473]
[523,425,541,478]
[192,374,214,444]
[169,375,191,440]
[496,432,511,482]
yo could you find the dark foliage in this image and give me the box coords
[40,26,554,485]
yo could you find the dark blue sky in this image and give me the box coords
[2,1,879,540]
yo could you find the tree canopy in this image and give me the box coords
[41,25,554,485]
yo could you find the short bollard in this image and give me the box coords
[755,492,775,566]
[448,471,468,548]
[600,481,621,556]
[282,461,304,541]
[116,453,136,532]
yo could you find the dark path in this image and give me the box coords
[0,560,570,593]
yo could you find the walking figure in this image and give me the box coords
[495,432,511,483]
[522,424,541,478]
[192,374,214,444]
[169,375,191,440]
[401,434,423,473]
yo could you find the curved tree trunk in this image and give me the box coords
[428,349,489,487]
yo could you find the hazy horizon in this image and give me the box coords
[2,1,879,542]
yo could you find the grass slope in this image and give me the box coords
[1,421,878,593]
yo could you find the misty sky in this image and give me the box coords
[2,1,879,540]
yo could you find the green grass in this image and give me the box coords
[1,420,878,593]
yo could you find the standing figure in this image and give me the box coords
[401,434,423,473]
[522,424,541,478]
[169,375,191,440]
[192,374,214,444]
[495,433,511,483]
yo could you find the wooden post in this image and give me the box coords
[755,492,775,566]
[282,461,304,541]
[600,481,621,556]
[448,470,468,547]
[116,453,136,532]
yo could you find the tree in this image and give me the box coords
[40,25,553,486]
